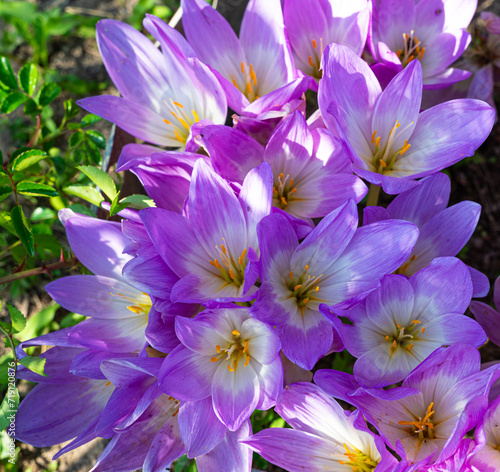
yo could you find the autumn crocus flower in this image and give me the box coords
[369,0,475,88]
[181,0,313,118]
[159,307,283,431]
[78,17,226,147]
[284,0,370,81]
[141,160,273,305]
[327,258,486,388]
[315,344,500,467]
[251,200,418,369]
[318,44,495,194]
[243,382,398,471]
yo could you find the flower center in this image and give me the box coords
[162,97,200,143]
[210,329,251,373]
[396,30,426,67]
[287,264,323,312]
[209,239,248,288]
[338,443,379,471]
[308,37,324,79]
[112,291,152,320]
[383,319,426,353]
[273,173,298,210]
[398,402,436,441]
[371,120,413,172]
[230,62,259,102]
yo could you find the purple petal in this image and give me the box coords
[212,360,259,431]
[196,420,253,472]
[253,356,284,410]
[469,266,490,298]
[470,301,500,347]
[178,397,226,458]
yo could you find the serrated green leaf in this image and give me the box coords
[77,165,116,201]
[10,205,34,256]
[69,130,85,148]
[85,130,106,149]
[64,184,104,206]
[17,181,58,197]
[18,63,38,96]
[1,92,27,113]
[6,303,26,334]
[120,194,155,209]
[39,82,61,106]
[81,114,102,126]
[0,57,17,90]
[19,356,48,376]
[109,191,128,217]
[0,185,11,197]
[9,148,48,172]
[0,321,12,334]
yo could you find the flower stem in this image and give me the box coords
[0,257,78,285]
[366,184,381,207]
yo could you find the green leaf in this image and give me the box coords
[0,321,12,334]
[9,148,48,172]
[0,387,19,431]
[69,130,85,148]
[64,98,79,120]
[270,417,286,428]
[0,185,12,197]
[85,130,106,149]
[18,63,38,96]
[64,184,104,206]
[10,205,34,256]
[1,92,27,113]
[68,203,96,217]
[81,114,102,127]
[24,97,41,115]
[119,194,155,209]
[5,303,26,334]
[39,82,61,106]
[19,356,48,376]
[60,313,85,328]
[30,207,56,222]
[17,181,58,197]
[77,165,117,201]
[0,57,17,90]
[18,303,59,342]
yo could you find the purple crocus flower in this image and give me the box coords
[363,172,489,297]
[284,0,370,81]
[327,258,486,388]
[470,277,500,346]
[159,307,283,431]
[318,44,495,194]
[180,0,313,118]
[315,344,500,468]
[251,200,418,369]
[468,394,500,471]
[199,111,367,221]
[46,210,151,353]
[78,17,227,147]
[141,159,273,304]
[369,0,475,89]
[243,382,398,471]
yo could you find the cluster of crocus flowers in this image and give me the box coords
[15,1,500,471]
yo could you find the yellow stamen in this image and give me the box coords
[243,341,249,353]
[384,336,390,341]
[192,110,200,122]
[281,196,287,206]
[174,130,184,142]
[216,345,221,353]
[105,381,112,386]
[304,265,309,270]
[209,259,222,269]
[232,329,241,336]
[411,320,421,324]
[294,284,302,291]
[173,101,184,108]
[163,118,171,125]
[246,81,252,94]
[397,324,402,328]
[379,159,387,168]
[392,340,397,349]
[407,343,414,351]
[229,268,236,280]
[228,364,234,372]
[210,357,220,362]
[289,178,294,186]
[127,305,142,314]
[421,327,426,333]
[220,244,227,254]
[371,130,377,143]
[244,355,250,367]
[308,55,314,67]
[400,141,411,155]
[249,63,257,86]
[290,188,297,194]
[240,61,245,74]
[314,286,319,292]
[238,248,247,266]
[375,136,381,147]
[312,38,317,48]
[232,78,238,88]
[289,271,294,279]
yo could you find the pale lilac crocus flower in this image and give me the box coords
[78,17,226,148]
[327,258,486,388]
[364,172,489,297]
[369,0,475,88]
[284,0,370,82]
[318,44,495,194]
[243,382,398,471]
[181,0,314,118]
[141,160,273,305]
[315,344,500,468]
[470,277,500,346]
[159,307,283,431]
